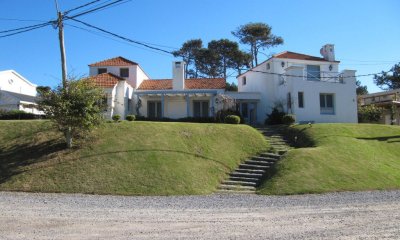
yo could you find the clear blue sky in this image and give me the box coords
[1,0,399,93]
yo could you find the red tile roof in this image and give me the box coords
[89,56,138,67]
[89,73,124,88]
[273,51,340,62]
[137,78,225,90]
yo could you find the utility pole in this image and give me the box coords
[54,0,68,89]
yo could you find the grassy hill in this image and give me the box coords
[258,124,400,195]
[0,120,268,195]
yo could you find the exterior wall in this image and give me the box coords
[0,70,37,96]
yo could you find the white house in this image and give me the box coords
[89,57,225,120]
[359,89,400,125]
[89,44,358,124]
[236,44,358,124]
[0,70,41,114]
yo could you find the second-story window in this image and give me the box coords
[98,68,107,74]
[243,76,247,86]
[120,68,129,78]
[306,65,321,81]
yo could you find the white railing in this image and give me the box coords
[303,70,343,83]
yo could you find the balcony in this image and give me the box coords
[303,70,343,83]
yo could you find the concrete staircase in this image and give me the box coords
[217,126,291,194]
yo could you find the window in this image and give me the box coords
[298,92,304,108]
[320,93,334,114]
[120,68,129,78]
[243,76,247,86]
[98,68,107,74]
[306,65,320,81]
[148,101,162,118]
[266,63,270,70]
[193,101,209,118]
[241,103,248,118]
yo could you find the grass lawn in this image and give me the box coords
[0,120,268,195]
[258,123,400,195]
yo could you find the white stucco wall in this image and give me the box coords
[0,70,37,96]
[89,65,150,89]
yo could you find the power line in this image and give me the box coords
[0,23,51,38]
[64,0,102,15]
[67,17,174,55]
[0,22,52,34]
[65,23,173,57]
[0,17,48,23]
[241,69,392,79]
[67,0,130,19]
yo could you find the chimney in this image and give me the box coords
[172,61,185,90]
[320,44,335,61]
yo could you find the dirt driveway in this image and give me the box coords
[1,191,400,239]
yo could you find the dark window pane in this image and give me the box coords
[120,68,129,78]
[326,95,333,108]
[202,101,209,117]
[98,68,107,74]
[193,102,201,117]
[242,103,248,118]
[157,102,162,118]
[307,65,320,81]
[298,92,304,108]
[148,102,155,118]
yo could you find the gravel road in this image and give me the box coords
[1,190,400,239]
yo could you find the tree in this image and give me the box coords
[225,82,238,91]
[356,80,368,95]
[358,104,384,123]
[37,78,105,148]
[232,22,283,67]
[194,48,222,78]
[172,39,203,78]
[374,62,400,90]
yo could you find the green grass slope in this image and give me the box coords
[0,120,268,195]
[258,123,400,195]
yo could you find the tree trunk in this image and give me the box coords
[65,127,73,148]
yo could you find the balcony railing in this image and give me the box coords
[303,70,343,83]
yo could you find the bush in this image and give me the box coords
[265,107,285,125]
[358,105,384,123]
[112,114,121,122]
[0,110,38,120]
[282,114,295,125]
[224,115,241,124]
[125,115,136,121]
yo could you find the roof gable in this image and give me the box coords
[89,73,124,88]
[89,56,138,67]
[137,78,225,90]
[273,51,340,62]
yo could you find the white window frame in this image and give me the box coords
[320,93,335,115]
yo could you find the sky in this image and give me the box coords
[0,0,399,93]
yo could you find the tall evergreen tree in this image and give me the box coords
[232,22,283,67]
[172,39,203,78]
[374,62,400,90]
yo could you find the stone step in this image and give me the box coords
[222,180,257,186]
[229,176,260,183]
[239,163,271,170]
[216,189,256,194]
[230,172,263,178]
[260,152,281,159]
[218,184,256,191]
[235,168,266,174]
[251,155,278,162]
[244,160,274,166]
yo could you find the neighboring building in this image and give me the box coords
[0,70,41,114]
[359,89,400,125]
[89,44,358,124]
[237,44,358,124]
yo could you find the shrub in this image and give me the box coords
[265,107,285,125]
[282,114,296,125]
[224,115,241,124]
[112,114,121,122]
[358,104,384,123]
[0,110,38,120]
[125,115,136,121]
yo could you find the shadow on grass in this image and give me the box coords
[356,135,400,143]
[79,149,232,171]
[0,139,66,184]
